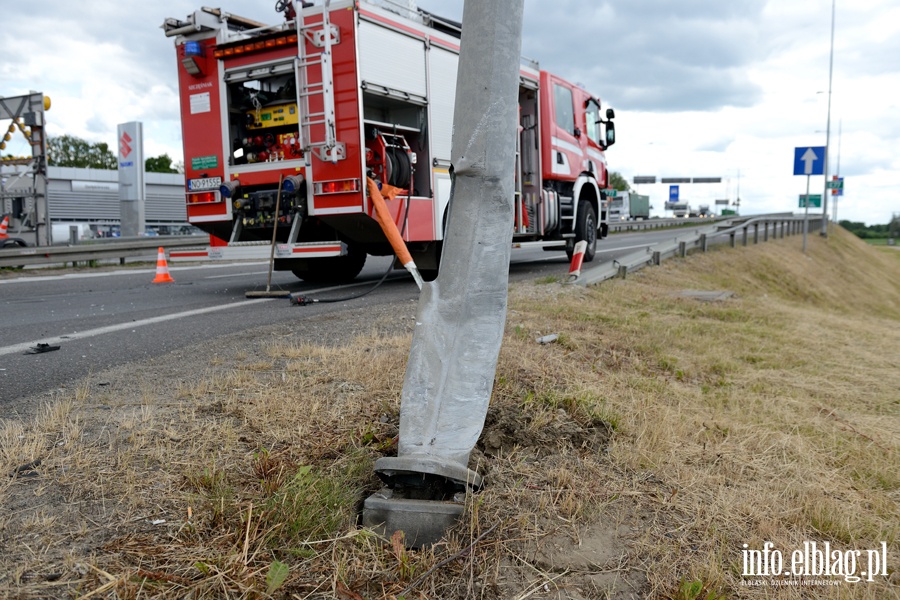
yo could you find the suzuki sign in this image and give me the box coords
[117,122,145,237]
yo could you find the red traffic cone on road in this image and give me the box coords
[152,247,175,283]
[0,215,9,239]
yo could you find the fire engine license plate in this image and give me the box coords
[188,177,222,191]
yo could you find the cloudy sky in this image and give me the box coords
[2,0,897,225]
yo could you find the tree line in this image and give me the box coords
[47,134,181,174]
[840,217,900,240]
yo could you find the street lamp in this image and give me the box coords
[833,119,842,225]
[821,0,836,237]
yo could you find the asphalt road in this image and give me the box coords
[0,227,705,414]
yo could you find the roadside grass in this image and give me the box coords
[0,227,898,598]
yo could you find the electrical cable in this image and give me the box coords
[290,169,416,306]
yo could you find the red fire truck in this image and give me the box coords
[163,0,616,282]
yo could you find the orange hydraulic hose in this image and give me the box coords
[366,177,423,288]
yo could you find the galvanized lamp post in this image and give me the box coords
[364,0,525,547]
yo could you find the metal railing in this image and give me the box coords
[0,236,204,268]
[608,215,725,233]
[0,214,808,270]
[574,213,825,286]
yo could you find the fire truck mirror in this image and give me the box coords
[606,108,616,119]
[605,122,616,148]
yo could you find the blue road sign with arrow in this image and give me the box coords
[793,146,825,176]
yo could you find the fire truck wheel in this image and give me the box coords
[569,200,597,262]
[290,245,367,283]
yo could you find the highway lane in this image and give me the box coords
[0,226,709,413]
[0,257,415,414]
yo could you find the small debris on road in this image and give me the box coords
[23,343,60,355]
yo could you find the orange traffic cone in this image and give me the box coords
[0,215,9,239]
[152,247,175,283]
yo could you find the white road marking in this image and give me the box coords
[0,298,271,358]
[0,276,413,358]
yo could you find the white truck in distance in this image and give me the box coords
[608,191,650,221]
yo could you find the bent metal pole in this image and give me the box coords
[374,0,525,489]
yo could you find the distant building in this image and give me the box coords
[2,166,187,234]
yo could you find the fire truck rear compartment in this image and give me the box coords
[230,182,307,243]
[224,63,301,167]
[362,92,430,197]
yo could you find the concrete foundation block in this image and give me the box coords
[362,488,465,548]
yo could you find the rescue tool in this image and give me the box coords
[245,174,293,298]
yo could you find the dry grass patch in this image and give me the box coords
[0,227,897,598]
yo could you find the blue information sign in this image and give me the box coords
[669,185,679,202]
[793,146,825,176]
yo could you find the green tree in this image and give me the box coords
[840,219,892,240]
[145,153,179,173]
[48,135,117,169]
[48,135,181,174]
[608,171,631,192]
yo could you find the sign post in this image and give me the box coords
[802,175,811,252]
[793,146,825,254]
[117,122,145,237]
[828,176,844,226]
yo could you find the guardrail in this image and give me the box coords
[0,236,204,268]
[608,216,725,232]
[574,213,824,286]
[0,214,797,270]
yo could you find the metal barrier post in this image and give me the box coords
[742,227,748,246]
[700,233,708,252]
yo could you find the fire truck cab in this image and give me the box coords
[163,0,615,282]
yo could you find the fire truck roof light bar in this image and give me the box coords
[213,34,298,58]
